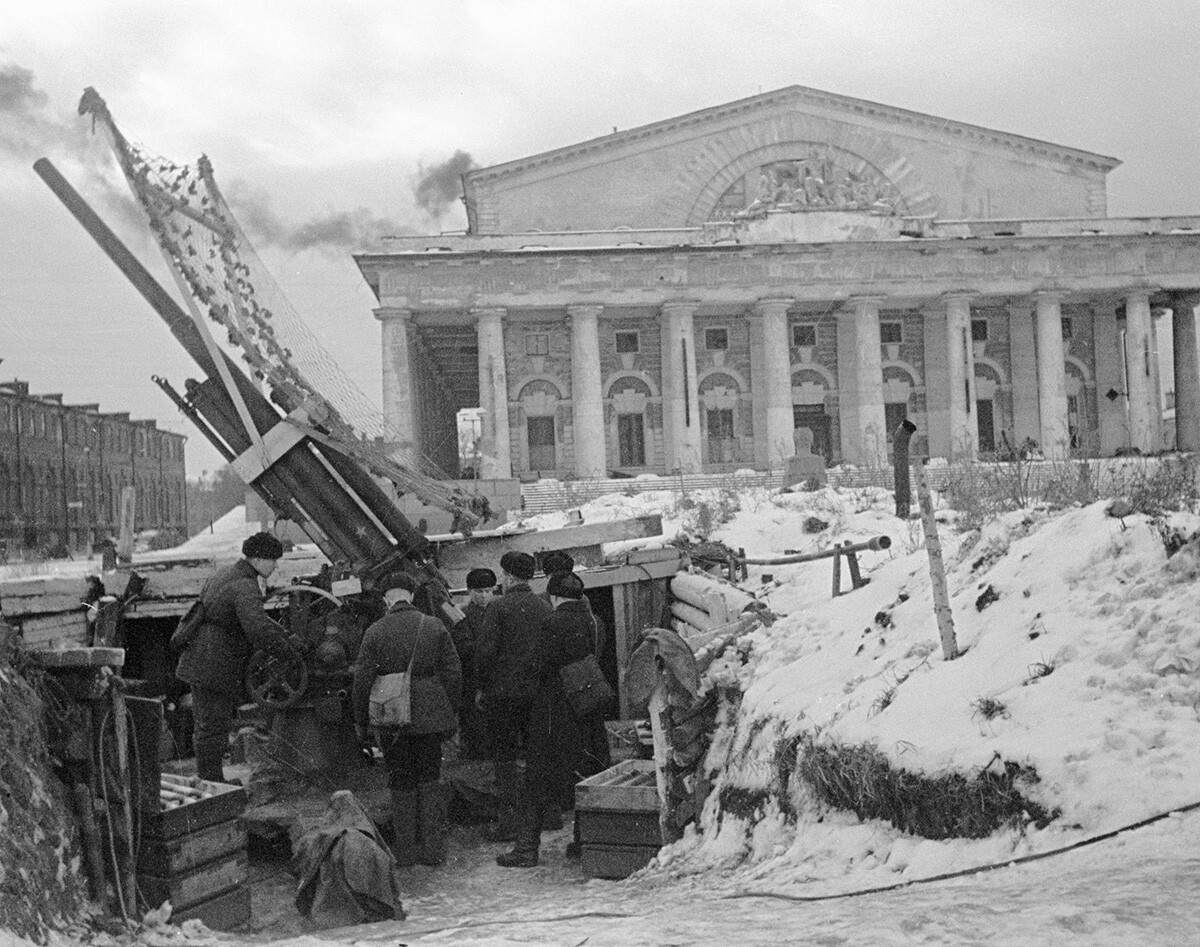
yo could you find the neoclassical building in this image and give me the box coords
[355,86,1200,479]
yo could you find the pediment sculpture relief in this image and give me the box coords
[714,150,907,221]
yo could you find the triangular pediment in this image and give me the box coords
[463,86,1120,233]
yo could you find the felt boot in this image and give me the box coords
[416,781,448,866]
[483,761,522,842]
[390,788,419,866]
[496,796,541,868]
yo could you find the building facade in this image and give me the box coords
[0,378,188,558]
[356,86,1200,479]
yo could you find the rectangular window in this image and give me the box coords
[977,399,996,453]
[704,328,729,351]
[615,331,640,354]
[706,408,735,463]
[527,416,556,470]
[525,333,549,357]
[971,319,989,342]
[1061,317,1073,340]
[792,324,817,347]
[880,322,903,344]
[617,413,646,467]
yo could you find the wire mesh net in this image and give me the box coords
[80,90,480,521]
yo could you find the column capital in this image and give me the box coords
[471,306,507,322]
[566,303,604,320]
[1123,286,1159,305]
[751,297,793,318]
[660,300,701,318]
[373,306,413,322]
[838,295,886,319]
[1170,290,1200,310]
[941,291,978,305]
[1033,290,1064,305]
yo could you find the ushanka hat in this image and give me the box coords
[466,568,497,590]
[499,551,536,580]
[541,550,575,575]
[242,532,284,560]
[376,572,418,594]
[547,571,585,599]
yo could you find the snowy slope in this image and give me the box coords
[543,484,1200,893]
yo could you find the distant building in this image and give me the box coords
[0,377,187,559]
[356,85,1200,478]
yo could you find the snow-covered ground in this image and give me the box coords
[9,481,1200,945]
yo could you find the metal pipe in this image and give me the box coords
[742,535,892,566]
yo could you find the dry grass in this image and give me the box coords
[788,733,1058,840]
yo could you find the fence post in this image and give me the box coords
[914,458,958,659]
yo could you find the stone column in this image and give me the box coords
[473,307,512,479]
[944,293,979,460]
[836,296,886,465]
[568,304,606,477]
[1035,293,1071,458]
[750,298,795,469]
[659,301,702,472]
[1171,292,1200,452]
[375,307,416,451]
[1007,301,1040,450]
[1124,289,1160,453]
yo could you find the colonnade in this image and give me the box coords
[378,289,1200,480]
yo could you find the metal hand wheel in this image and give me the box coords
[245,648,308,710]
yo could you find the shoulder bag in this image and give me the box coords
[169,599,205,655]
[369,624,422,728]
[559,651,614,719]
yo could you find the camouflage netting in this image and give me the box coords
[0,659,89,942]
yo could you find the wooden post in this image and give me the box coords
[830,545,842,597]
[845,543,864,589]
[913,459,958,659]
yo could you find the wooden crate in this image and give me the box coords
[167,882,252,932]
[138,852,248,911]
[575,759,662,879]
[139,817,247,876]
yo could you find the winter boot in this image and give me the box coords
[496,796,541,868]
[416,781,448,866]
[390,788,419,867]
[483,761,522,842]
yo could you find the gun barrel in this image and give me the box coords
[741,535,891,566]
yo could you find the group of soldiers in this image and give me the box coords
[177,533,612,872]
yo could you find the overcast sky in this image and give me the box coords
[3,0,1199,479]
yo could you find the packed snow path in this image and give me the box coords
[228,809,1200,946]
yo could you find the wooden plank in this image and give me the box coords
[139,820,247,876]
[577,810,662,847]
[19,613,89,647]
[144,782,248,841]
[580,843,659,879]
[138,853,247,910]
[167,882,251,932]
[28,647,125,668]
[436,515,664,574]
[612,583,631,719]
[575,760,659,812]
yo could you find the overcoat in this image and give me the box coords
[176,558,287,698]
[475,582,552,704]
[352,602,462,736]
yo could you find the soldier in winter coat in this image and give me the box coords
[176,531,292,783]
[497,571,611,868]
[455,567,496,759]
[353,571,462,866]
[475,551,551,841]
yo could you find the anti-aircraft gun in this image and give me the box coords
[34,90,489,718]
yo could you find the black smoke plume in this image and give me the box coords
[225,181,417,254]
[413,150,476,218]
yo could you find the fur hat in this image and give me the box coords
[377,572,418,595]
[541,550,575,575]
[466,568,497,590]
[241,531,284,560]
[547,571,585,600]
[499,551,536,581]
